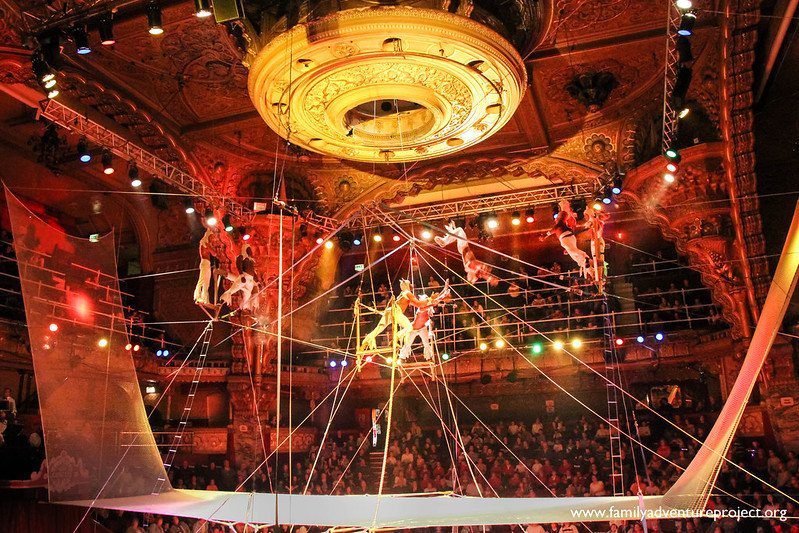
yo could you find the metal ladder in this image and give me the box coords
[152,321,214,494]
[601,296,625,496]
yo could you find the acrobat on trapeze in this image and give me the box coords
[434,221,499,286]
[541,199,594,279]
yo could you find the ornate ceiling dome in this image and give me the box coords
[245,2,535,163]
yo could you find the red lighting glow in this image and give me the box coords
[615,338,624,346]
[392,235,401,242]
[526,215,535,223]
[67,292,94,323]
[48,323,59,332]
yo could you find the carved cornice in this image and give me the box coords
[620,142,752,339]
[719,0,769,313]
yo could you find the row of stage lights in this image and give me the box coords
[326,332,668,368]
[317,178,625,250]
[30,0,216,99]
[660,0,699,185]
[46,322,171,356]
[74,137,253,240]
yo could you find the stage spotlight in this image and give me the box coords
[553,340,564,351]
[571,338,583,349]
[353,236,362,246]
[666,162,678,173]
[341,359,348,367]
[442,352,450,360]
[145,385,157,394]
[615,338,625,347]
[241,230,251,240]
[421,229,432,240]
[636,335,645,343]
[98,338,109,348]
[316,237,324,245]
[486,213,499,230]
[655,332,665,342]
[147,2,164,35]
[671,66,693,108]
[133,344,140,352]
[494,338,505,349]
[365,355,373,363]
[31,52,55,84]
[676,36,693,64]
[324,240,334,249]
[128,163,141,187]
[101,149,114,174]
[45,86,59,99]
[77,138,91,162]
[479,342,488,352]
[156,349,163,356]
[602,193,612,205]
[664,173,676,184]
[163,349,169,356]
[664,148,681,162]
[98,12,116,45]
[184,199,195,214]
[511,211,521,226]
[525,208,535,223]
[205,209,217,226]
[677,10,696,36]
[125,343,133,351]
[611,175,623,195]
[392,234,401,242]
[49,323,59,332]
[675,0,692,9]
[329,360,337,368]
[373,234,383,243]
[592,199,603,211]
[678,107,690,119]
[223,215,234,232]
[552,202,560,219]
[194,0,213,18]
[531,342,543,355]
[72,25,92,54]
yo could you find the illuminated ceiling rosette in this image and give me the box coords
[245,2,535,163]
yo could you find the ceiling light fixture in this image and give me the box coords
[98,12,116,45]
[147,2,164,35]
[101,149,114,174]
[194,0,213,18]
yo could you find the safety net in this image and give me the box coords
[6,188,168,502]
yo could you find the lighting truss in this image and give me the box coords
[39,98,338,230]
[349,181,601,230]
[661,3,682,152]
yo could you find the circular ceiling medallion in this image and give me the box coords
[247,7,527,163]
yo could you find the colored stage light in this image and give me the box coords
[392,235,401,242]
[194,0,213,18]
[49,323,59,332]
[133,344,140,352]
[615,338,625,346]
[373,234,383,243]
[102,149,114,174]
[666,162,678,173]
[677,11,696,36]
[553,340,564,351]
[664,148,680,162]
[365,355,373,363]
[655,332,665,342]
[678,107,690,118]
[421,230,432,240]
[341,359,348,367]
[156,349,163,356]
[68,293,93,322]
[223,215,234,232]
[98,12,116,45]
[147,2,164,35]
[494,339,505,349]
[531,342,543,355]
[145,385,157,394]
[675,0,692,9]
[163,349,169,356]
[637,335,645,343]
[571,338,583,349]
[324,240,334,249]
[511,211,521,226]
[486,215,499,230]
[664,173,676,183]
[73,25,91,54]
[441,353,450,360]
[525,208,535,223]
[205,209,217,226]
[125,343,133,351]
[353,238,362,246]
[98,338,109,348]
[129,164,141,187]
[77,138,91,163]
[329,360,337,368]
[316,237,324,245]
[479,342,488,351]
[242,231,251,241]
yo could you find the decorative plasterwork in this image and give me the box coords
[620,143,754,339]
[247,7,527,163]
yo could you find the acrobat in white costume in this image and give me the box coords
[220,244,259,311]
[398,281,450,360]
[193,228,214,304]
[434,221,498,286]
[541,199,593,278]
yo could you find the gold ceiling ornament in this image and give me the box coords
[247,7,527,163]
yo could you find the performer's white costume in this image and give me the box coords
[220,244,259,311]
[193,229,213,304]
[434,222,498,286]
